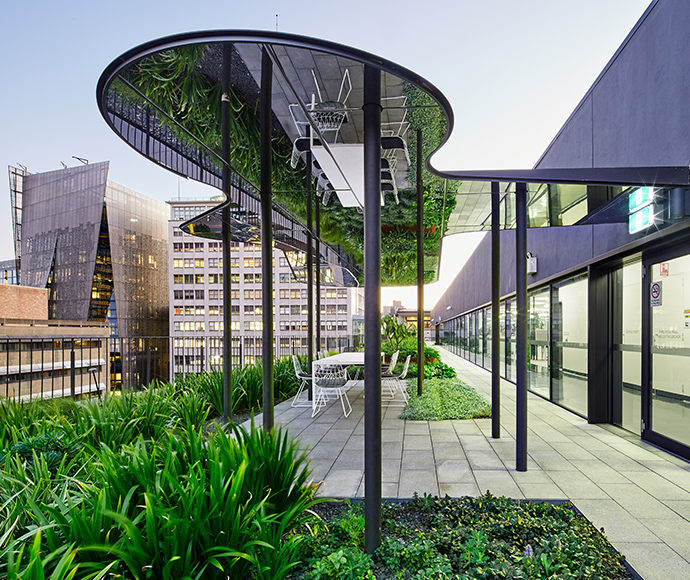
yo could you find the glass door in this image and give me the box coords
[611,261,642,434]
[646,252,690,455]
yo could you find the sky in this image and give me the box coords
[0,0,652,308]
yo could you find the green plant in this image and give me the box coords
[1,431,79,475]
[174,368,225,417]
[307,548,375,580]
[405,361,457,380]
[399,378,491,421]
[381,314,413,352]
[383,336,439,362]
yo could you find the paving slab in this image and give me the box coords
[257,346,690,580]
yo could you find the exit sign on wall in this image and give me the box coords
[629,204,654,234]
[629,187,654,212]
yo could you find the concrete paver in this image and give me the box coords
[254,347,690,580]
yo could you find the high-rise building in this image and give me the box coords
[0,259,18,285]
[168,199,363,376]
[9,162,169,388]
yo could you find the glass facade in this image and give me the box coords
[650,255,690,447]
[440,272,588,417]
[528,287,550,399]
[612,261,642,434]
[551,275,588,416]
[18,163,169,390]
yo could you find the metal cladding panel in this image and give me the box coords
[537,0,690,169]
[20,163,108,320]
[105,181,169,340]
[432,223,631,323]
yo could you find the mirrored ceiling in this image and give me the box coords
[97,31,454,286]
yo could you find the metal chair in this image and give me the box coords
[382,350,399,375]
[383,355,412,405]
[291,355,312,408]
[312,366,352,418]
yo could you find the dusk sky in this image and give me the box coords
[0,0,651,306]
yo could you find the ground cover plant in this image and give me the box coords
[291,494,633,580]
[399,378,491,421]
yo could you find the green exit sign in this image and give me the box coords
[629,187,655,213]
[629,204,654,234]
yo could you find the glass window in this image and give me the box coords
[611,261,641,434]
[551,274,588,416]
[528,287,551,399]
[650,255,690,447]
[506,300,516,382]
[483,307,491,370]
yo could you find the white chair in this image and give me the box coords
[312,366,352,418]
[291,355,312,408]
[382,350,399,375]
[383,355,412,405]
[381,350,400,397]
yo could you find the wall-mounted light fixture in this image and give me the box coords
[527,252,537,275]
[445,305,452,311]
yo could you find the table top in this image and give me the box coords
[313,352,364,368]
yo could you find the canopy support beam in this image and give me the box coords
[416,129,424,396]
[515,182,528,471]
[491,181,500,438]
[260,46,274,430]
[221,42,233,422]
[363,64,382,555]
[306,150,314,398]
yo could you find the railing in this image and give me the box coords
[1,336,108,401]
[107,334,365,390]
[0,333,366,399]
[168,333,364,379]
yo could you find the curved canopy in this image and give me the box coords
[96,31,454,286]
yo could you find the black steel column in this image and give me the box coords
[221,43,233,422]
[306,151,314,399]
[491,181,500,438]
[363,64,382,554]
[260,47,274,429]
[515,182,528,471]
[315,195,321,352]
[416,129,424,396]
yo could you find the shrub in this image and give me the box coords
[404,361,456,380]
[383,336,439,362]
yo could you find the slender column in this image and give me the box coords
[491,181,500,438]
[306,151,314,399]
[315,195,321,352]
[260,47,274,429]
[515,182,528,471]
[363,64,382,554]
[221,42,233,422]
[416,129,424,396]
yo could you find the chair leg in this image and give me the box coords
[292,378,313,408]
[338,388,352,418]
[311,388,325,417]
[292,379,306,407]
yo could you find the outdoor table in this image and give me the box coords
[313,352,364,370]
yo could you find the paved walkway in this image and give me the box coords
[248,347,690,580]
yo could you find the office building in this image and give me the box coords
[0,259,18,285]
[432,0,690,461]
[168,199,364,376]
[9,162,169,388]
[0,284,109,401]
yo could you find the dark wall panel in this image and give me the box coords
[537,0,690,169]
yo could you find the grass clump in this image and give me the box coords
[399,378,491,421]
